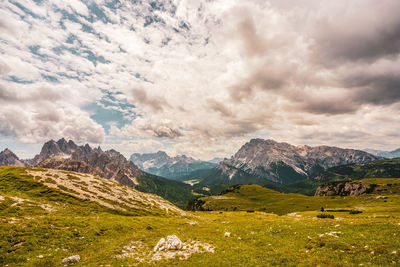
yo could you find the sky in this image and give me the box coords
[0,0,400,160]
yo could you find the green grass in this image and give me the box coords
[191,184,400,216]
[1,167,400,266]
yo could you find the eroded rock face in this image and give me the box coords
[154,235,183,251]
[315,181,376,196]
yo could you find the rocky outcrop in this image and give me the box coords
[314,181,376,196]
[214,139,379,185]
[0,148,25,167]
[154,235,183,251]
[130,151,216,180]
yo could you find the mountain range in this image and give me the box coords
[0,138,194,208]
[130,151,217,181]
[198,139,380,188]
[363,148,400,159]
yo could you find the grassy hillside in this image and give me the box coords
[1,167,400,266]
[136,175,196,209]
[191,183,400,215]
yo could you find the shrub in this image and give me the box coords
[317,213,334,219]
[349,210,362,214]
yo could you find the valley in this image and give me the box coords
[1,165,400,266]
[1,138,400,266]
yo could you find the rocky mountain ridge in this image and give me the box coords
[203,139,380,186]
[0,148,25,167]
[130,151,216,181]
[0,139,194,208]
[29,138,143,187]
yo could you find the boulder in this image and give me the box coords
[154,235,182,251]
[62,255,80,264]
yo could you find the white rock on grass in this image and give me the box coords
[224,232,231,237]
[62,255,80,264]
[154,235,182,252]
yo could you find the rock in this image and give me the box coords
[315,181,375,196]
[154,238,166,252]
[154,235,182,251]
[62,255,80,264]
[224,232,231,237]
[37,255,43,259]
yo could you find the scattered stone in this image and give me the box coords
[224,232,231,237]
[37,255,43,259]
[187,221,198,226]
[154,235,182,251]
[62,255,80,264]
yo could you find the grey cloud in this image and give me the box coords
[140,123,183,138]
[207,99,234,117]
[237,14,267,56]
[310,1,400,65]
[230,68,289,102]
[345,74,400,106]
[131,88,169,112]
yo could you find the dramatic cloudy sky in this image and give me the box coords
[1,0,400,159]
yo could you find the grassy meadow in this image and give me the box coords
[1,167,400,266]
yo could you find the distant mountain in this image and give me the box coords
[207,157,224,164]
[130,151,217,181]
[20,138,194,208]
[0,148,25,167]
[363,148,400,159]
[199,139,380,187]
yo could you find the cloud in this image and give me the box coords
[1,0,400,158]
[131,88,170,113]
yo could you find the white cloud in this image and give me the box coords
[1,0,399,158]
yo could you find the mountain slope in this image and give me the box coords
[0,149,25,167]
[0,166,183,216]
[273,158,400,196]
[311,158,400,183]
[200,139,379,187]
[130,151,216,181]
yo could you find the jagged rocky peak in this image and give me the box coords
[0,148,25,167]
[36,139,144,188]
[217,138,380,185]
